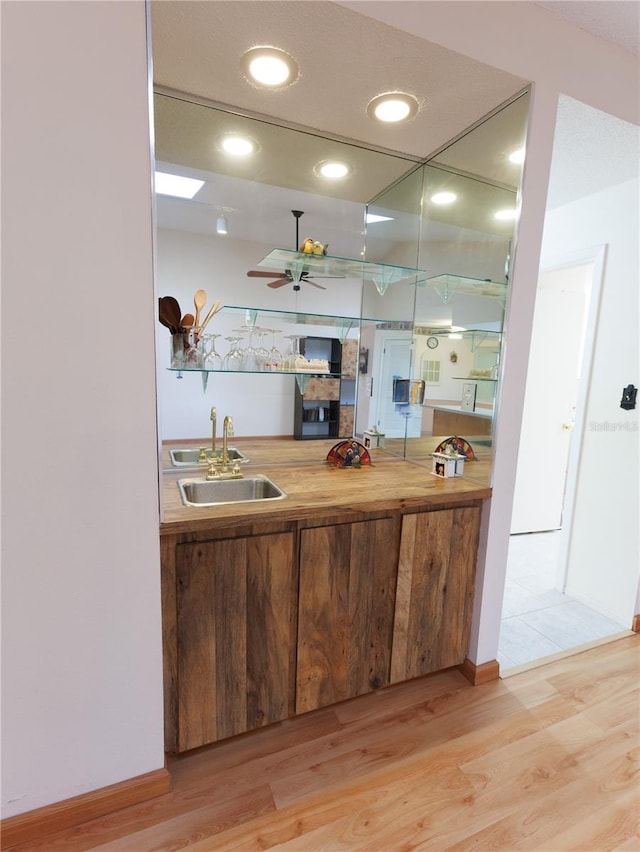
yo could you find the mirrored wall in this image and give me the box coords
[154,89,529,485]
[357,91,529,483]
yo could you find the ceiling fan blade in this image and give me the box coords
[307,280,327,290]
[267,278,290,288]
[304,274,345,279]
[247,270,284,278]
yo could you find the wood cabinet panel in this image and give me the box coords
[338,405,354,437]
[176,532,294,752]
[391,506,481,683]
[296,518,399,714]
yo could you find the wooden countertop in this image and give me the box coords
[160,438,492,535]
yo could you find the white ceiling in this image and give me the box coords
[534,1,640,55]
[150,1,639,249]
[151,1,528,161]
[151,1,528,249]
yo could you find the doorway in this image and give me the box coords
[372,332,419,440]
[499,249,630,671]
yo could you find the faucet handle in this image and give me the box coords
[205,457,219,480]
[198,446,208,463]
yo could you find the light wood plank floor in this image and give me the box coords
[8,635,639,851]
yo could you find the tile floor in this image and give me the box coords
[498,530,629,672]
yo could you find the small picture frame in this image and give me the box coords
[359,347,369,374]
[461,381,477,412]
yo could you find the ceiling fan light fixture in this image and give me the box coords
[315,160,350,179]
[220,135,256,157]
[241,46,299,88]
[367,92,419,124]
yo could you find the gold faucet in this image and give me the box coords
[210,406,217,459]
[222,415,234,471]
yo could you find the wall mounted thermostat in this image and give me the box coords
[427,336,439,349]
[620,384,637,410]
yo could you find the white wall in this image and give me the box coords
[156,228,361,440]
[541,177,639,624]
[1,1,164,818]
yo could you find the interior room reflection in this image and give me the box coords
[154,90,529,486]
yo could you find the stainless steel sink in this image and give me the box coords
[178,474,286,507]
[169,447,249,466]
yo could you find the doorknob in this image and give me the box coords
[562,423,573,431]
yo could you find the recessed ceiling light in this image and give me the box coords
[240,46,299,88]
[509,147,525,164]
[366,213,394,224]
[431,192,457,205]
[220,135,255,157]
[367,92,419,124]
[154,171,204,199]
[315,160,350,179]
[494,208,517,221]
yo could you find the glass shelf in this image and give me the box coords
[453,376,498,382]
[415,327,502,336]
[424,273,508,303]
[168,366,341,377]
[223,304,359,337]
[255,253,508,301]
[168,365,341,395]
[257,248,428,295]
[415,327,501,351]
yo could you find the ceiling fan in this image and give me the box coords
[246,210,342,291]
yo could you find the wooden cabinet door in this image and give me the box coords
[176,532,294,752]
[390,506,481,683]
[296,518,399,714]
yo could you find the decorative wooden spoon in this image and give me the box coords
[159,296,182,333]
[158,299,174,331]
[194,289,207,327]
[199,300,222,332]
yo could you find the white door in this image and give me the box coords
[373,334,415,438]
[510,262,593,534]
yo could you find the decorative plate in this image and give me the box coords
[434,435,475,459]
[326,439,372,468]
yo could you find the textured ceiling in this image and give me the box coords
[534,1,640,55]
[151,1,529,249]
[150,1,638,250]
[151,0,527,160]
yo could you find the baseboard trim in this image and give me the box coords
[632,613,640,633]
[459,657,500,685]
[0,766,170,848]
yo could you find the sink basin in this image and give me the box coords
[178,474,286,507]
[169,447,249,466]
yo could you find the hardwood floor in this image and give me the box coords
[7,635,639,851]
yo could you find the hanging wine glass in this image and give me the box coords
[224,336,245,370]
[284,334,303,371]
[253,328,270,370]
[266,328,283,371]
[234,326,256,370]
[202,333,223,370]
